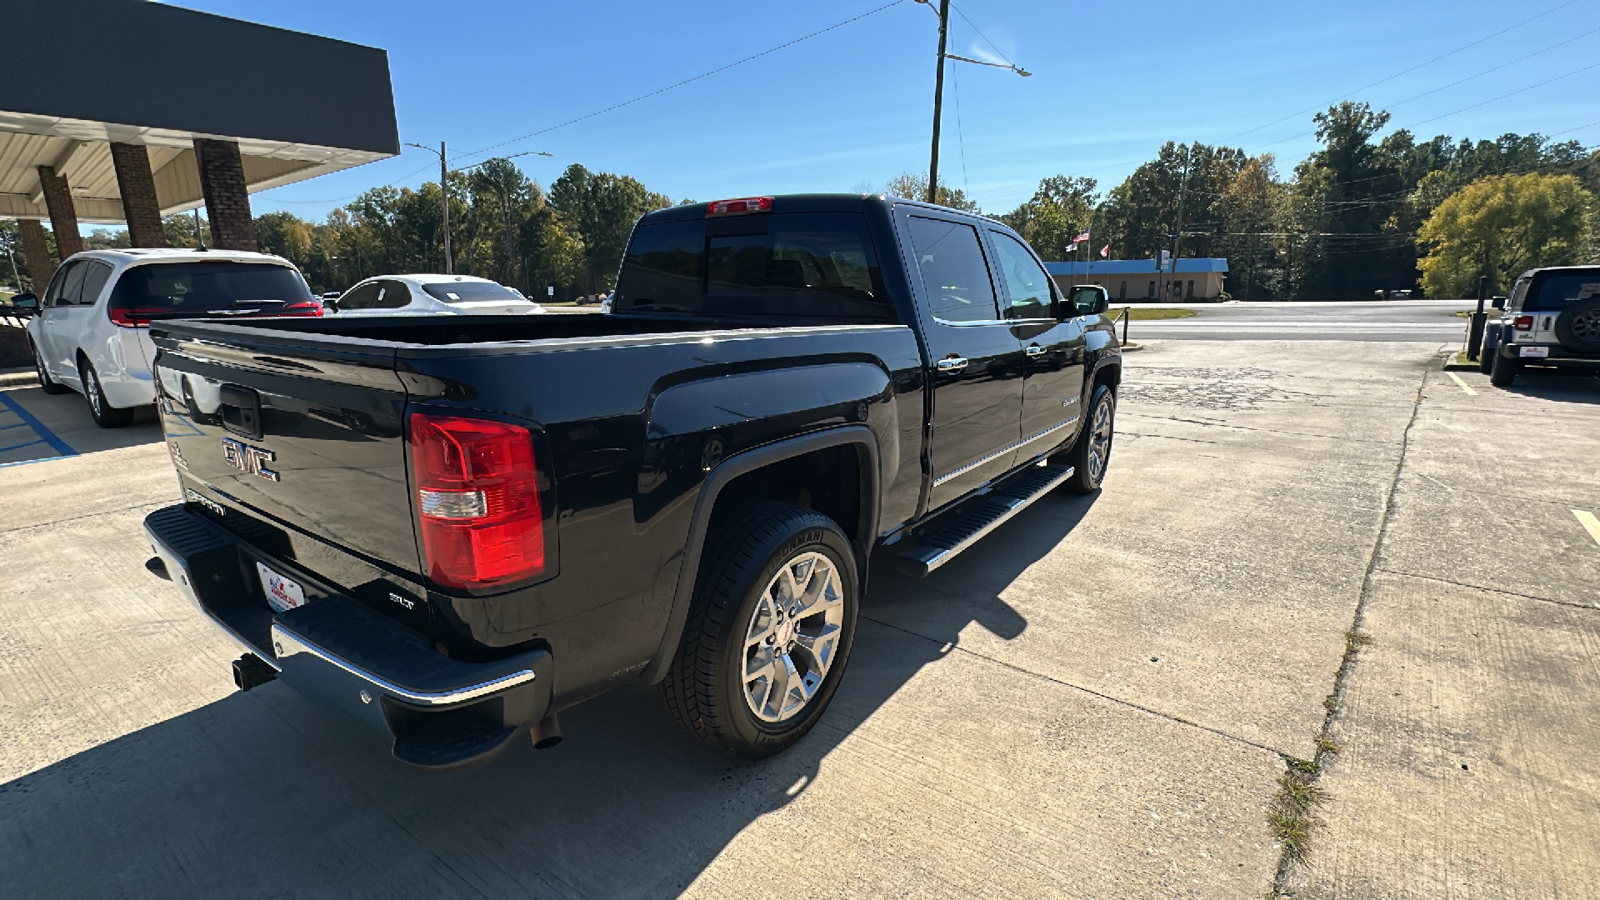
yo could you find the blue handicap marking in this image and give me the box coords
[0,392,78,467]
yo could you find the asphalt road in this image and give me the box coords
[1127,299,1472,342]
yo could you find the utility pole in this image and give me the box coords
[1160,146,1192,302]
[406,141,453,274]
[440,141,452,274]
[926,0,950,204]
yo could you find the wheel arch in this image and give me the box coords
[643,426,879,684]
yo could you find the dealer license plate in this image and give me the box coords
[1520,346,1550,358]
[256,562,308,613]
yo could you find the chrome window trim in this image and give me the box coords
[932,414,1080,488]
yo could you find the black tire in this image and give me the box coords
[1478,328,1497,374]
[78,357,135,427]
[662,502,859,758]
[1555,298,1600,353]
[1488,347,1520,387]
[1059,383,1116,494]
[29,338,70,394]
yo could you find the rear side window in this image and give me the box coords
[1526,272,1600,311]
[905,216,999,323]
[614,212,890,320]
[80,262,114,307]
[111,262,313,316]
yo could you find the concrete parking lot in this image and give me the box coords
[2,335,1597,898]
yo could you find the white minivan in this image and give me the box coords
[20,248,321,427]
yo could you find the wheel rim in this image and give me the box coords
[1088,396,1113,482]
[742,550,845,724]
[85,368,101,415]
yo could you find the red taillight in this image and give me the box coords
[1514,315,1534,331]
[109,307,163,327]
[409,412,544,590]
[270,301,324,318]
[706,196,773,216]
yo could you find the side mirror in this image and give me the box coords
[11,293,38,310]
[322,298,339,313]
[1491,296,1506,310]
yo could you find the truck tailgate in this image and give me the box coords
[153,325,419,576]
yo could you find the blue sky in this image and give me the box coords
[174,0,1600,219]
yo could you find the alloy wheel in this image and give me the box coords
[1088,396,1113,482]
[742,551,845,724]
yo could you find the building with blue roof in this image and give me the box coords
[1046,259,1228,302]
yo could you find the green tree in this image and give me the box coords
[164,213,209,248]
[999,176,1099,261]
[882,172,981,212]
[549,164,669,292]
[1214,155,1288,300]
[255,211,314,268]
[1416,172,1594,296]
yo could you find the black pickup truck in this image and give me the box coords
[143,194,1121,771]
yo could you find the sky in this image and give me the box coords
[168,0,1600,221]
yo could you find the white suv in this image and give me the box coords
[1479,265,1600,387]
[19,248,320,427]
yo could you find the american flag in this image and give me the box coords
[1073,230,1091,243]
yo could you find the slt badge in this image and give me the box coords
[222,438,280,482]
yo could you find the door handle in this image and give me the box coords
[1025,344,1045,358]
[936,355,969,374]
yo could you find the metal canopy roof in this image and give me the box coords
[1,0,399,225]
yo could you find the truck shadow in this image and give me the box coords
[0,493,1097,899]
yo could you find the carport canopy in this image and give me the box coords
[0,0,398,226]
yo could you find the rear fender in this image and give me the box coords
[641,426,880,685]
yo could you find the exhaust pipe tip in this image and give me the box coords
[529,713,563,750]
[231,654,277,692]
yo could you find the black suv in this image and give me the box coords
[1480,265,1600,386]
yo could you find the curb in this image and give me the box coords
[0,367,34,389]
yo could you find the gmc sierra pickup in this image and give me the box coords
[142,194,1122,771]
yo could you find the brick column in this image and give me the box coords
[18,219,54,290]
[110,142,167,248]
[193,138,257,251]
[36,165,83,258]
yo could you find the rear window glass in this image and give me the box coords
[1527,272,1600,311]
[111,262,312,315]
[614,212,891,320]
[421,281,529,304]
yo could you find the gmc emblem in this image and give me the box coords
[222,438,280,482]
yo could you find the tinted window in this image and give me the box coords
[55,262,90,307]
[989,231,1055,319]
[80,261,114,307]
[906,217,998,323]
[44,261,82,307]
[614,213,889,320]
[421,281,529,304]
[338,282,383,310]
[111,262,313,315]
[373,281,409,309]
[1527,272,1600,311]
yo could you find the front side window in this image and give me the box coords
[54,262,90,307]
[906,217,998,323]
[44,261,82,307]
[989,231,1055,320]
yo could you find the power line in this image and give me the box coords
[453,0,910,165]
[263,0,910,205]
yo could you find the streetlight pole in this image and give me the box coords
[406,141,452,274]
[917,1,1029,206]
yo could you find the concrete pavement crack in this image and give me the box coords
[1269,357,1428,896]
[1117,431,1219,444]
[0,500,168,536]
[1121,412,1393,445]
[1373,568,1596,611]
[858,613,1288,759]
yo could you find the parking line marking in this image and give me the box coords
[1447,372,1477,395]
[0,393,76,457]
[1574,510,1600,547]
